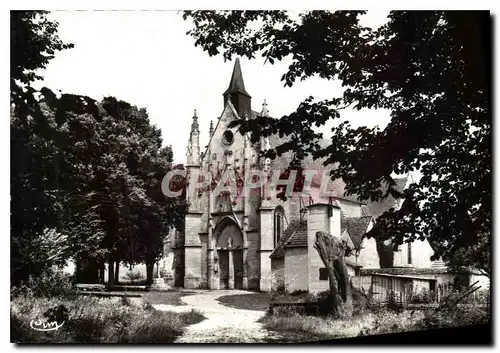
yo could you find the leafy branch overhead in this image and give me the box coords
[183,10,490,274]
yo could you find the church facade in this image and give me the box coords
[164,59,439,292]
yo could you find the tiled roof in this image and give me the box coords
[342,216,373,250]
[269,219,307,258]
[283,229,308,248]
[340,229,355,250]
[272,215,374,255]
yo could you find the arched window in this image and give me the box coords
[274,206,285,247]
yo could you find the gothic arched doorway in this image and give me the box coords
[213,217,244,289]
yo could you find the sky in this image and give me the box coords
[33,10,392,164]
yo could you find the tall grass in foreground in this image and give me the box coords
[261,288,490,342]
[259,306,489,342]
[11,294,205,343]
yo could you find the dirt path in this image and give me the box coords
[153,290,282,343]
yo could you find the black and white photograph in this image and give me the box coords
[9,7,492,344]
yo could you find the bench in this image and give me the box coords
[77,291,143,298]
[75,284,147,292]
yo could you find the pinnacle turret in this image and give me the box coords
[261,99,269,117]
[209,120,214,139]
[186,109,201,166]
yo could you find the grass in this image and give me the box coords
[217,292,273,311]
[257,288,491,342]
[216,290,312,311]
[259,305,490,342]
[11,293,205,343]
[142,290,196,306]
[259,309,425,342]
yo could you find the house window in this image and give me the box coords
[319,268,328,281]
[273,206,285,247]
[408,242,412,265]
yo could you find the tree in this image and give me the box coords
[183,11,491,277]
[10,11,184,287]
[314,231,353,317]
[11,11,73,114]
[10,11,75,283]
[12,86,181,286]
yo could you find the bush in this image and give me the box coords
[11,270,76,299]
[270,288,381,317]
[11,295,206,343]
[275,282,286,294]
[416,306,489,330]
[408,289,436,304]
[121,296,132,307]
[352,287,382,314]
[123,270,145,282]
[306,291,334,316]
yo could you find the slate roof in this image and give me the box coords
[342,216,373,250]
[269,219,307,258]
[223,58,251,97]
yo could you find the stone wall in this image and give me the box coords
[284,247,308,292]
[184,212,202,288]
[246,230,261,290]
[307,203,341,293]
[259,208,274,291]
[271,257,284,291]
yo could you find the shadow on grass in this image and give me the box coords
[217,293,272,311]
[142,290,197,306]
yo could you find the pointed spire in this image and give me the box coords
[187,109,200,166]
[223,58,250,97]
[261,99,269,117]
[209,120,214,138]
[223,58,252,117]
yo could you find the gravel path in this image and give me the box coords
[153,290,282,343]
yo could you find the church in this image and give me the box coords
[162,59,448,294]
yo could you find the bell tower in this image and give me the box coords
[223,58,252,117]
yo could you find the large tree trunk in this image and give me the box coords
[99,263,105,284]
[114,261,120,284]
[146,260,154,286]
[107,260,115,290]
[314,231,353,318]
